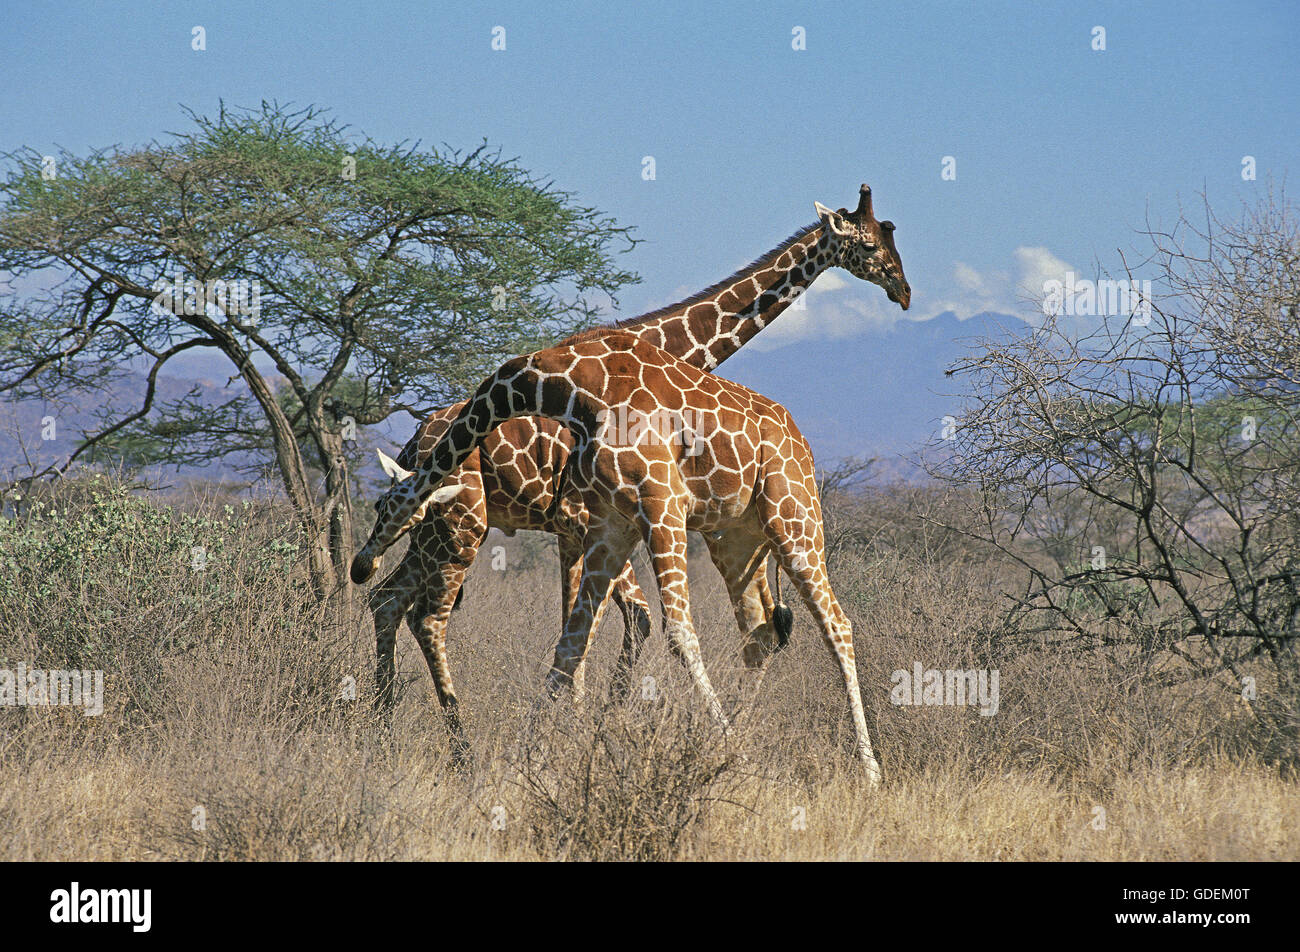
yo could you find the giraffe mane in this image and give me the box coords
[561,220,824,344]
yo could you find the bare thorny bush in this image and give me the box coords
[935,191,1300,765]
[817,456,989,567]
[506,698,749,861]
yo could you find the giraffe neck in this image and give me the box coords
[356,356,547,578]
[618,223,835,371]
[398,223,836,465]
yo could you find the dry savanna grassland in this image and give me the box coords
[1,474,1296,861]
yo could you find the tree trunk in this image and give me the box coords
[319,429,354,596]
[230,357,341,600]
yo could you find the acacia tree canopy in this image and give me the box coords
[0,102,640,597]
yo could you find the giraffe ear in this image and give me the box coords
[376,448,414,482]
[430,483,468,505]
[814,201,852,237]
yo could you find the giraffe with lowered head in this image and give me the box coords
[353,330,887,783]
[365,185,909,758]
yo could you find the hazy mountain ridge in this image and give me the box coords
[0,372,261,485]
[719,311,1024,476]
[0,311,1024,487]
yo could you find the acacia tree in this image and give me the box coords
[937,193,1299,749]
[0,103,638,597]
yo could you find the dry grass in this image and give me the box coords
[1,476,1296,861]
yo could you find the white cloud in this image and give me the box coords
[924,246,1078,324]
[644,244,1077,351]
[808,270,847,293]
[936,260,1005,317]
[1013,246,1074,310]
[953,262,986,293]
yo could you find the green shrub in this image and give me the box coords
[0,474,307,720]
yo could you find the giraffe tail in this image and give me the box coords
[772,561,794,650]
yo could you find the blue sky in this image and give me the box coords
[3,0,1298,460]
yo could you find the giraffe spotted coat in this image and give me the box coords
[354,330,887,784]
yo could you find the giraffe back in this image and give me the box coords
[396,398,579,534]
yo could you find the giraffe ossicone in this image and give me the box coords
[377,448,468,503]
[376,448,414,481]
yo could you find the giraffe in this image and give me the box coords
[352,330,887,784]
[365,185,909,757]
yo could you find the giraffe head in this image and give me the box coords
[350,449,467,584]
[814,184,910,309]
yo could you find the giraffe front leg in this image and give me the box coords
[368,555,420,717]
[407,579,471,768]
[406,524,484,767]
[643,519,730,734]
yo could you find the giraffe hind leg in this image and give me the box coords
[558,536,591,703]
[609,558,653,703]
[767,531,882,786]
[703,529,787,671]
[545,526,639,702]
[757,491,882,785]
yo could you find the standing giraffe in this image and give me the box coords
[366,186,909,755]
[353,330,887,784]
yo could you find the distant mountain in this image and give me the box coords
[0,311,1026,487]
[0,371,260,486]
[717,311,1025,477]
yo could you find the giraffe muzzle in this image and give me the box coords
[351,551,379,584]
[888,283,911,310]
